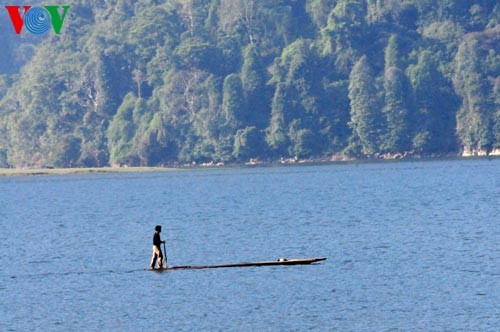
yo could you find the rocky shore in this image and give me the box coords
[1,151,498,177]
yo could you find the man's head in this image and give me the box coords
[155,225,162,232]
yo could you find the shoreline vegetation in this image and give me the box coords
[1,2,499,170]
[1,154,498,178]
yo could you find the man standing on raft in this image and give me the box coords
[150,225,166,269]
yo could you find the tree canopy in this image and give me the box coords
[0,0,498,167]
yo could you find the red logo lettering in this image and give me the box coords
[5,6,32,34]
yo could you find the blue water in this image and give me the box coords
[1,159,499,331]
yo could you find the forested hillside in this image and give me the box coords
[0,0,498,168]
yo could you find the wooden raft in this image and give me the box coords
[147,257,326,271]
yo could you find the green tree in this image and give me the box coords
[321,0,367,75]
[222,73,245,132]
[307,0,338,29]
[408,50,458,153]
[322,80,351,153]
[241,44,269,129]
[348,56,381,155]
[494,77,500,149]
[384,34,400,69]
[0,148,8,168]
[233,126,263,160]
[174,37,221,74]
[138,113,178,166]
[381,33,410,153]
[288,120,320,157]
[454,37,494,152]
[107,93,137,166]
[52,135,82,168]
[382,67,411,153]
[266,83,289,155]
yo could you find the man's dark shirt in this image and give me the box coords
[153,232,162,247]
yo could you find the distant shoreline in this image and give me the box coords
[0,155,498,178]
[0,166,180,177]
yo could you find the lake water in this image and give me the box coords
[1,159,499,331]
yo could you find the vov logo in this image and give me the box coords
[5,5,70,34]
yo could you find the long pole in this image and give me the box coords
[163,242,167,268]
